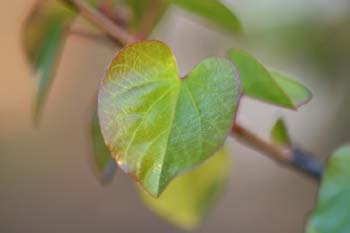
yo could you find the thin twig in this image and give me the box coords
[232,124,292,162]
[64,0,137,45]
[69,29,110,42]
[137,0,163,39]
[231,124,323,181]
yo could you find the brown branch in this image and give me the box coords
[231,124,323,181]
[137,0,163,39]
[69,29,110,42]
[232,124,292,162]
[63,0,137,45]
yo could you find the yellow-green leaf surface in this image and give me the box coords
[91,112,117,183]
[270,117,291,146]
[170,0,242,34]
[228,49,311,109]
[306,145,350,233]
[98,40,240,196]
[140,149,230,230]
[23,0,75,120]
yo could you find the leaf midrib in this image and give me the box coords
[183,84,203,157]
[124,84,178,166]
[156,78,182,194]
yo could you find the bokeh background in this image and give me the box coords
[1,0,349,232]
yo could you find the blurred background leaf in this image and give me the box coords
[139,149,230,230]
[22,0,75,121]
[306,145,350,233]
[170,0,242,35]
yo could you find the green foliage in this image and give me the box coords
[22,0,75,120]
[91,112,117,183]
[306,145,350,233]
[170,0,242,34]
[270,71,312,108]
[227,49,311,109]
[22,1,348,232]
[98,40,240,196]
[22,0,243,122]
[270,117,291,146]
[140,149,230,230]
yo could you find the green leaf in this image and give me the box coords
[23,1,75,121]
[98,40,240,197]
[227,49,311,109]
[139,149,230,230]
[270,117,291,146]
[270,71,312,108]
[170,0,242,34]
[306,145,350,233]
[91,111,117,183]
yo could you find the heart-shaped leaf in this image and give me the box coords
[227,49,311,109]
[270,117,291,146]
[91,111,117,184]
[306,145,350,233]
[170,0,242,35]
[98,40,240,196]
[139,149,230,230]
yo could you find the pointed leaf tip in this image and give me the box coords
[139,149,230,230]
[227,49,312,109]
[23,0,75,122]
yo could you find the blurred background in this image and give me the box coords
[0,0,349,232]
